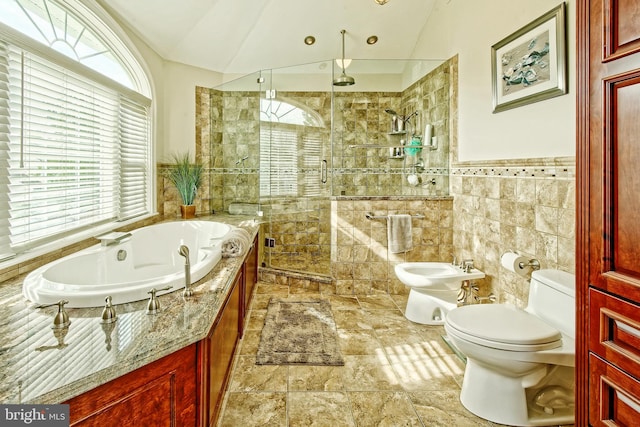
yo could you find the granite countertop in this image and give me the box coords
[0,215,260,404]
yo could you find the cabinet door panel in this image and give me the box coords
[604,0,640,60]
[204,271,241,426]
[590,288,640,375]
[589,354,640,426]
[67,345,197,427]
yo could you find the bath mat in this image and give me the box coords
[256,298,344,366]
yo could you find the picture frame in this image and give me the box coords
[491,3,567,113]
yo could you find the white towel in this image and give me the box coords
[222,227,251,258]
[387,214,413,254]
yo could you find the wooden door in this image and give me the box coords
[577,0,640,424]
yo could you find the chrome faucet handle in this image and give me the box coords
[462,259,474,273]
[146,286,172,314]
[477,293,497,304]
[101,295,117,324]
[38,300,71,329]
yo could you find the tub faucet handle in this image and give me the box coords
[38,300,71,329]
[146,286,172,314]
[101,296,117,324]
[178,245,193,298]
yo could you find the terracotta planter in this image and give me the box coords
[180,205,196,219]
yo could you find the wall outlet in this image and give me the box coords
[265,237,275,248]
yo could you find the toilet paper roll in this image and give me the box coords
[501,252,531,277]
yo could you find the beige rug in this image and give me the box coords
[256,298,344,366]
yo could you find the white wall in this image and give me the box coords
[413,0,576,162]
[161,62,224,160]
[95,1,223,162]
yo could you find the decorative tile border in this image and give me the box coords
[451,165,575,179]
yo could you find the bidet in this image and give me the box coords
[394,262,485,324]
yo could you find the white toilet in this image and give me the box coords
[444,269,575,426]
[394,262,485,325]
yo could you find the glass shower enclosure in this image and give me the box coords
[207,58,449,277]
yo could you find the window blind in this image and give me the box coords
[301,130,322,197]
[0,39,150,256]
[260,126,298,197]
[0,41,12,259]
[119,96,149,220]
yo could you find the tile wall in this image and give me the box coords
[449,158,576,306]
[330,197,453,295]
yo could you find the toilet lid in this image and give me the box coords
[445,304,562,351]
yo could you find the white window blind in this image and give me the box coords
[0,41,11,257]
[260,126,298,197]
[301,130,322,197]
[0,39,150,256]
[119,97,150,219]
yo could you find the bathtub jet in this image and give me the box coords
[23,221,233,308]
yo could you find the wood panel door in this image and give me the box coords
[66,344,197,426]
[577,0,640,424]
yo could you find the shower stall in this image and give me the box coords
[200,58,452,278]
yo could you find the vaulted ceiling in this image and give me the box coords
[101,0,437,75]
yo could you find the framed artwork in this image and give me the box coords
[491,3,567,113]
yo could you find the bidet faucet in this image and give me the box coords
[458,280,479,306]
[179,245,193,297]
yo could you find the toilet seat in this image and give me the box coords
[445,304,562,352]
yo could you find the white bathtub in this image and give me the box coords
[23,221,232,308]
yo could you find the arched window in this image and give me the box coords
[0,0,152,260]
[259,97,325,198]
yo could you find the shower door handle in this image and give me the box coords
[321,160,327,184]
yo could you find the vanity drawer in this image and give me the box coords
[589,354,640,426]
[589,288,640,377]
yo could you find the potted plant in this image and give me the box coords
[165,152,203,219]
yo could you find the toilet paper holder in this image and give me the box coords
[503,251,541,270]
[519,258,541,271]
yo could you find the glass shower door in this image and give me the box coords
[260,62,332,276]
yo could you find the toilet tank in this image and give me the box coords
[525,269,575,339]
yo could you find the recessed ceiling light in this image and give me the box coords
[304,36,316,45]
[366,35,378,45]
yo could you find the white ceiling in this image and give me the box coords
[101,0,437,75]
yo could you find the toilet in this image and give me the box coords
[444,269,575,426]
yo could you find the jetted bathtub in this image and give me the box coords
[23,221,233,308]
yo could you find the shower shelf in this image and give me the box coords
[365,212,425,220]
[348,144,415,149]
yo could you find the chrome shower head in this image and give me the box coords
[333,30,355,87]
[384,109,397,115]
[333,73,355,86]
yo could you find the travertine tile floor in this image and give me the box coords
[218,282,534,427]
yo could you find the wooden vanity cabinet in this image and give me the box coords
[198,268,242,427]
[66,344,198,426]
